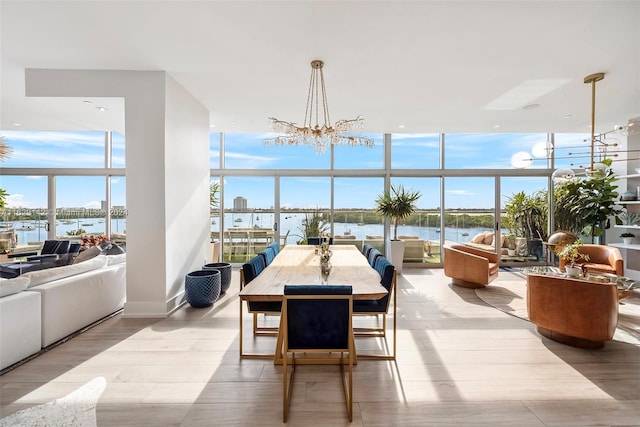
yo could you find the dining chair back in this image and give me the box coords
[268,241,280,256]
[367,248,382,267]
[281,285,353,422]
[259,246,276,266]
[307,237,333,245]
[240,254,266,288]
[362,243,374,259]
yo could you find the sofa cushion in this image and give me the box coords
[107,253,127,265]
[24,255,108,288]
[73,246,102,264]
[0,276,31,297]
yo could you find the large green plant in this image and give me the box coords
[209,181,220,211]
[375,184,421,240]
[504,190,548,241]
[554,163,622,243]
[298,208,330,243]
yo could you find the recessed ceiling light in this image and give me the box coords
[493,124,501,128]
[484,79,570,110]
[96,106,108,112]
[11,122,22,126]
[564,114,572,119]
[523,103,541,110]
[83,100,93,104]
[210,124,216,128]
[398,125,405,129]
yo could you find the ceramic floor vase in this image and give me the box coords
[202,262,232,294]
[185,269,221,308]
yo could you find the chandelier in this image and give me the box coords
[266,60,374,154]
[0,136,11,160]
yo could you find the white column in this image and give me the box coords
[25,69,210,317]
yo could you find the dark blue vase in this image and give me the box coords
[185,269,221,308]
[202,262,232,295]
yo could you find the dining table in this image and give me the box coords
[238,244,387,364]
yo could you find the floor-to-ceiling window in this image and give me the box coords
[0,130,125,246]
[2,128,575,268]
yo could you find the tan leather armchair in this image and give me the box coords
[527,273,618,348]
[558,244,623,276]
[443,243,499,288]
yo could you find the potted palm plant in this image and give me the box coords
[557,239,589,277]
[375,184,421,273]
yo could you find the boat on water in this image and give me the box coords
[234,218,243,223]
[461,232,469,236]
[17,226,34,231]
[61,220,74,225]
[0,223,12,229]
[81,223,94,226]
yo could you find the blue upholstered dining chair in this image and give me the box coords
[268,241,280,256]
[281,285,354,422]
[259,246,276,266]
[367,248,382,267]
[362,243,374,259]
[353,256,397,360]
[239,254,282,358]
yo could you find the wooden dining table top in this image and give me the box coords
[238,245,387,301]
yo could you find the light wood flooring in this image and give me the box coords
[1,268,639,426]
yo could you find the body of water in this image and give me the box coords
[4,218,126,245]
[214,213,502,245]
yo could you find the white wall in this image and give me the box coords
[25,69,210,317]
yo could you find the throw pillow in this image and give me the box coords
[482,232,494,246]
[103,243,125,255]
[0,276,31,297]
[470,233,485,244]
[73,246,102,264]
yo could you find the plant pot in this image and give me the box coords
[507,249,516,256]
[185,269,221,308]
[389,240,405,274]
[565,266,582,278]
[623,237,634,245]
[527,238,543,260]
[202,262,232,295]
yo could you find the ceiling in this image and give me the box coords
[1,1,639,135]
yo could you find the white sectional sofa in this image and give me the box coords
[0,254,126,370]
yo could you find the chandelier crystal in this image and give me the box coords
[265,60,374,155]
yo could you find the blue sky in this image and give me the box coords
[0,130,591,210]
